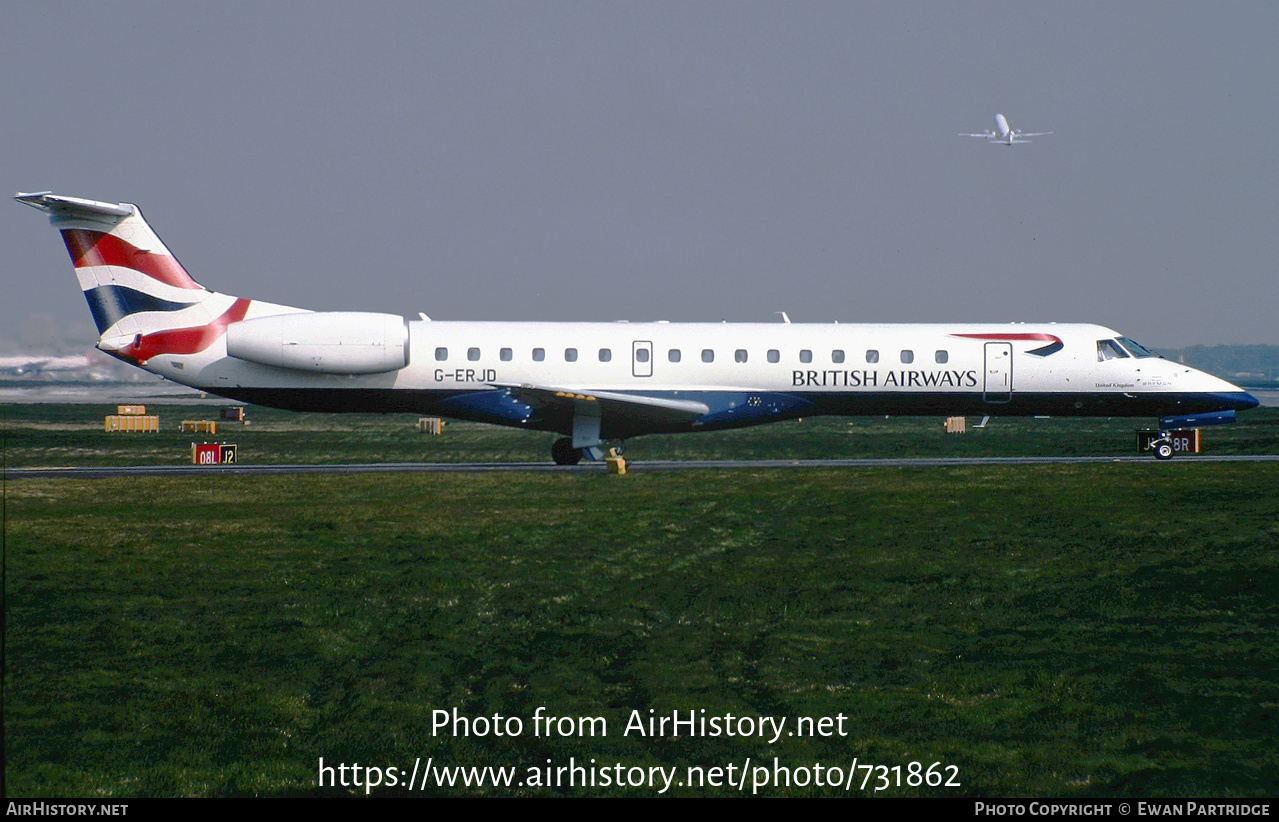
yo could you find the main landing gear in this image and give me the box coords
[1149,433,1175,461]
[551,437,582,466]
[551,437,626,467]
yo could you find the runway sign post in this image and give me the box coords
[1136,429,1201,455]
[191,443,238,465]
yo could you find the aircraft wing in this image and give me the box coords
[494,383,711,428]
[1016,132,1052,137]
[959,132,995,138]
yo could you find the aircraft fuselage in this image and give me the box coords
[16,191,1256,458]
[173,319,1254,440]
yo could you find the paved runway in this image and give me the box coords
[7,453,1279,480]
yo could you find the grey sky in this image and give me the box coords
[4,2,1277,350]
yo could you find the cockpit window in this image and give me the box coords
[1097,339,1130,361]
[1116,337,1158,358]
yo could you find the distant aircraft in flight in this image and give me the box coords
[16,192,1256,464]
[960,113,1051,146]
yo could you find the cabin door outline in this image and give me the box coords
[632,340,654,378]
[983,342,1012,403]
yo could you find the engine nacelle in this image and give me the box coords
[225,312,410,374]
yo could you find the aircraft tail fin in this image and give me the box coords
[17,192,212,333]
[16,191,254,364]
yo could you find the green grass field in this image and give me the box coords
[3,404,1278,796]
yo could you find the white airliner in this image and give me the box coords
[0,354,93,375]
[961,113,1052,146]
[16,192,1256,463]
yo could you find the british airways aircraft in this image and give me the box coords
[961,113,1052,146]
[16,192,1256,463]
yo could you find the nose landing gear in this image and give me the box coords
[1150,432,1175,460]
[1138,427,1196,461]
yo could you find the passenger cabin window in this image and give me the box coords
[599,348,611,362]
[635,348,649,363]
[1097,339,1130,361]
[767,349,780,363]
[532,348,545,362]
[900,350,914,364]
[500,348,512,362]
[935,350,948,364]
[735,349,748,363]
[866,350,879,364]
[702,349,714,363]
[800,350,812,363]
[668,349,681,363]
[435,347,448,361]
[468,347,480,362]
[565,348,578,362]
[832,350,845,363]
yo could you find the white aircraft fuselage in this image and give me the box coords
[0,354,93,375]
[962,113,1051,146]
[16,192,1256,462]
[207,319,1250,433]
[994,113,1012,139]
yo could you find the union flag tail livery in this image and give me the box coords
[17,191,1258,464]
[16,192,271,366]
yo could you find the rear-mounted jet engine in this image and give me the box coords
[226,312,409,374]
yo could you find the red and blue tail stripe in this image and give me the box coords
[61,228,207,333]
[61,228,202,290]
[18,192,256,364]
[117,298,252,363]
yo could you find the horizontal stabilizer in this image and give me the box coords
[16,192,133,218]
